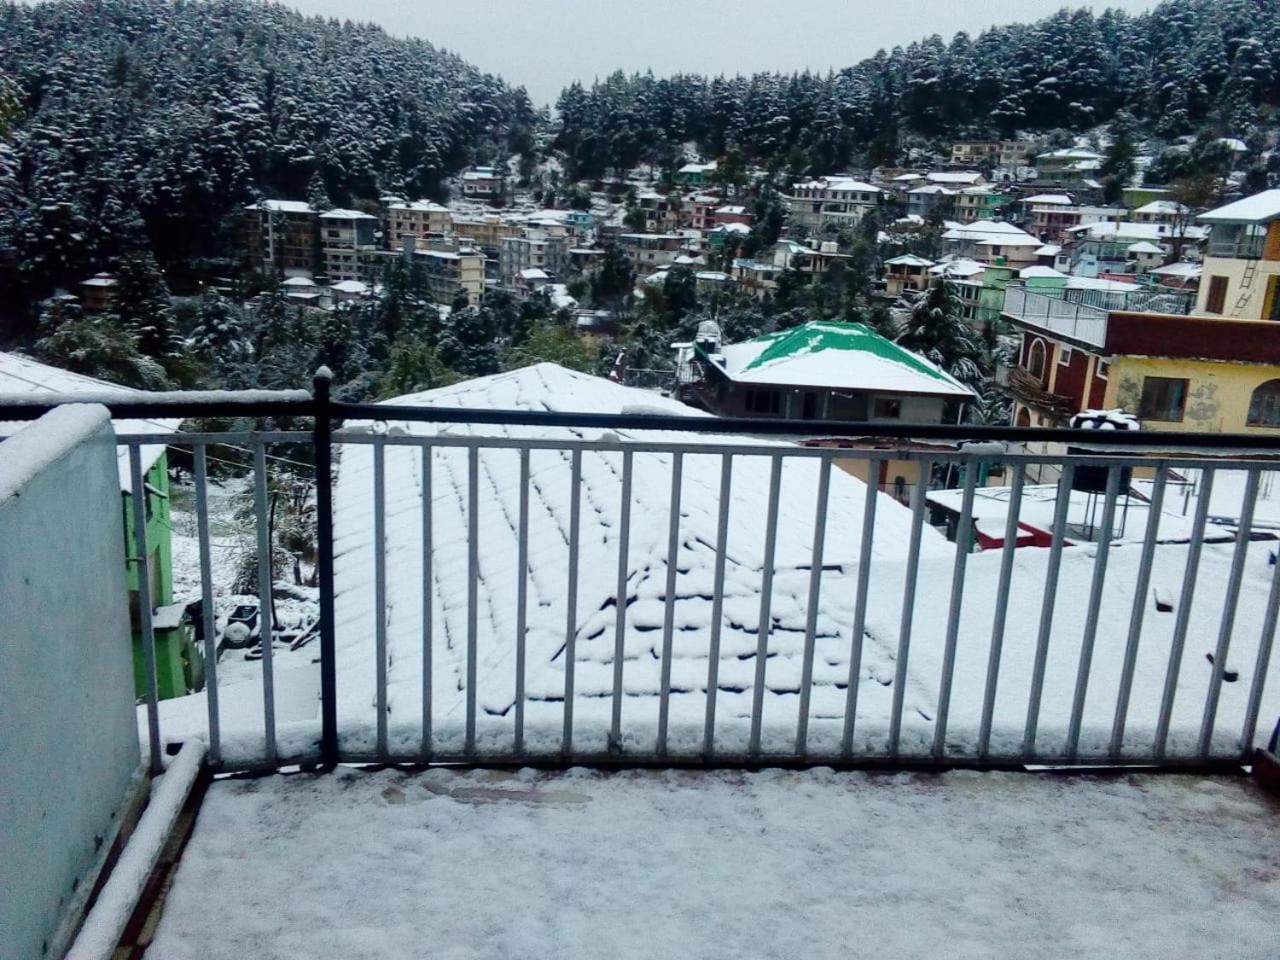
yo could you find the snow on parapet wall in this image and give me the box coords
[0,404,111,505]
[331,363,953,749]
[0,351,184,489]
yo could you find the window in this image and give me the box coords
[1267,276,1280,322]
[1027,338,1047,381]
[1058,346,1073,366]
[1138,377,1188,422]
[1205,275,1228,314]
[1096,360,1110,380]
[1248,380,1280,427]
[873,398,902,419]
[745,389,781,415]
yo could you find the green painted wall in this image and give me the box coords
[121,452,195,700]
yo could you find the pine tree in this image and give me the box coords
[113,253,175,357]
[896,280,984,387]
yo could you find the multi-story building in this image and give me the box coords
[882,254,933,297]
[1131,200,1189,226]
[636,190,681,233]
[713,205,752,228]
[951,140,1038,169]
[906,185,954,220]
[1065,220,1206,279]
[682,194,721,231]
[951,186,1006,223]
[785,176,883,237]
[1001,279,1280,435]
[319,209,379,283]
[460,165,505,200]
[499,229,570,288]
[1033,148,1103,185]
[452,215,521,261]
[675,160,717,186]
[243,200,318,277]
[385,200,452,247]
[941,221,1042,269]
[1194,190,1280,322]
[413,246,485,306]
[617,232,684,269]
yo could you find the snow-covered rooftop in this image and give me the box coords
[884,254,933,268]
[0,351,179,489]
[326,364,953,756]
[942,221,1040,246]
[246,199,312,214]
[925,171,982,184]
[1198,189,1280,224]
[713,321,972,399]
[1019,266,1068,280]
[1034,244,1063,256]
[1127,241,1165,255]
[1065,276,1141,293]
[320,208,377,221]
[331,280,371,294]
[1149,261,1202,279]
[1133,200,1188,216]
[1023,193,1074,205]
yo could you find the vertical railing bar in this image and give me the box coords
[841,459,880,757]
[932,461,979,760]
[1198,468,1260,760]
[888,461,930,758]
[796,456,833,755]
[312,369,337,770]
[465,445,480,757]
[657,452,684,757]
[562,449,582,757]
[514,446,530,757]
[194,445,221,768]
[609,449,634,753]
[749,454,784,757]
[373,440,388,760]
[253,440,277,763]
[979,461,1025,760]
[421,443,433,759]
[702,454,733,759]
[1109,463,1169,758]
[1153,468,1216,759]
[1022,463,1075,759]
[1242,475,1280,753]
[1065,465,1122,759]
[129,443,162,776]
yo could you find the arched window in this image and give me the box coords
[1015,407,1032,428]
[1248,380,1280,427]
[1027,339,1047,382]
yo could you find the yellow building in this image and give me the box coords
[1104,352,1280,435]
[1195,189,1280,322]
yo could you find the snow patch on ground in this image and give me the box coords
[148,766,1280,960]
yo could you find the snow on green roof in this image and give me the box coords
[717,321,973,398]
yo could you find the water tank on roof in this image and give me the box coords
[1069,409,1140,494]
[820,241,838,253]
[695,319,722,354]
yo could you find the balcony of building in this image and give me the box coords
[4,373,1280,959]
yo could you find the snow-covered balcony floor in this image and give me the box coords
[150,767,1280,959]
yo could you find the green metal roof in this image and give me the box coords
[739,320,964,389]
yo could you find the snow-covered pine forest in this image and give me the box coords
[0,0,538,337]
[552,0,1280,179]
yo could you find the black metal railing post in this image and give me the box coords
[313,367,339,769]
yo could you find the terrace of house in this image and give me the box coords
[130,763,1280,960]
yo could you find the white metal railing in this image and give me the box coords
[4,387,1280,775]
[1002,286,1110,346]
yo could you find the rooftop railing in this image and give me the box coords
[1002,285,1110,346]
[3,379,1280,777]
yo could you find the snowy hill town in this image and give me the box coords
[4,0,1280,958]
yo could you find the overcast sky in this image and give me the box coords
[278,0,1163,107]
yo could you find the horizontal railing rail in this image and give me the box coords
[3,373,1280,778]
